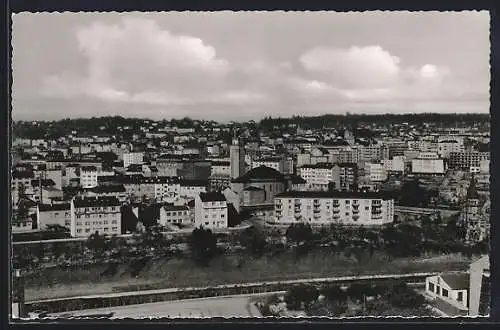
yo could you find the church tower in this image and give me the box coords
[230,136,245,179]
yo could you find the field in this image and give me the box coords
[24,251,474,302]
[48,294,263,319]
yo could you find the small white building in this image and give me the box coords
[411,152,445,175]
[159,204,191,226]
[425,273,470,313]
[364,162,388,182]
[37,203,71,230]
[194,192,228,229]
[252,157,285,173]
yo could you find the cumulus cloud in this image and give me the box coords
[42,17,232,106]
[299,45,401,89]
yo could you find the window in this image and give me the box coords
[77,229,82,233]
[112,220,117,224]
[345,200,350,204]
[428,282,435,292]
[457,292,463,302]
[221,214,225,218]
[436,286,441,295]
[442,289,448,297]
[85,228,91,233]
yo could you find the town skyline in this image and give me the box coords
[12,11,490,121]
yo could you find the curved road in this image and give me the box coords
[49,294,266,319]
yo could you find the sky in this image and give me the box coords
[12,11,490,121]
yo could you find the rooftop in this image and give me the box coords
[38,203,71,212]
[275,190,395,200]
[440,273,470,290]
[199,191,227,202]
[232,165,285,183]
[73,196,120,208]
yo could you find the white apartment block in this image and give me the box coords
[194,192,228,229]
[274,191,394,226]
[299,163,334,191]
[70,196,121,237]
[365,163,388,182]
[80,166,98,188]
[411,152,445,175]
[123,152,144,168]
[381,156,406,173]
[211,160,231,177]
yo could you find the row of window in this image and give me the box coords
[76,213,119,219]
[204,214,225,218]
[76,227,119,233]
[165,211,188,216]
[76,220,118,226]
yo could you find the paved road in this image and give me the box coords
[49,294,265,319]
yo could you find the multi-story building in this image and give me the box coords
[364,162,388,182]
[411,152,445,175]
[449,152,490,171]
[331,163,358,192]
[438,139,465,158]
[123,151,144,168]
[210,160,231,177]
[461,178,489,243]
[299,163,335,191]
[252,157,285,173]
[194,192,228,229]
[230,138,246,179]
[70,196,121,237]
[381,156,406,174]
[36,203,71,230]
[159,204,191,226]
[273,191,394,226]
[80,165,98,188]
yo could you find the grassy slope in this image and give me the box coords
[24,251,473,301]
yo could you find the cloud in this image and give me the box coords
[299,45,401,89]
[42,17,231,105]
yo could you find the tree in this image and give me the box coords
[87,231,106,257]
[188,227,218,266]
[238,227,267,258]
[285,284,319,310]
[285,223,313,247]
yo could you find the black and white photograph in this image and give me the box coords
[10,10,491,319]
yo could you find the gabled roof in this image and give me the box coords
[440,273,470,290]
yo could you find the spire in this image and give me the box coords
[467,174,479,200]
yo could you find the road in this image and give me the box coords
[48,294,265,319]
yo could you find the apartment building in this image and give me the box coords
[80,165,98,188]
[36,203,71,230]
[299,163,335,191]
[194,192,228,229]
[438,139,465,158]
[364,162,388,182]
[274,191,394,226]
[411,152,445,175]
[159,204,191,226]
[449,151,490,171]
[123,151,144,168]
[70,196,121,237]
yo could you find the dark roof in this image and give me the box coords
[284,174,307,184]
[38,203,71,212]
[211,160,230,166]
[30,179,56,187]
[301,163,335,169]
[127,164,143,172]
[232,166,285,183]
[244,186,264,191]
[88,184,126,193]
[199,192,227,202]
[323,139,349,146]
[440,273,470,290]
[81,165,97,172]
[179,179,208,187]
[275,190,395,200]
[439,140,459,144]
[254,157,282,162]
[73,196,120,208]
[162,204,189,211]
[12,170,34,179]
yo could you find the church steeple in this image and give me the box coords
[467,175,479,200]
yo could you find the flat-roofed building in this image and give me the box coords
[194,192,228,229]
[274,191,394,226]
[70,196,121,237]
[159,204,191,226]
[36,203,71,230]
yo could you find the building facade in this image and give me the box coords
[273,191,394,226]
[194,192,228,229]
[70,196,121,237]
